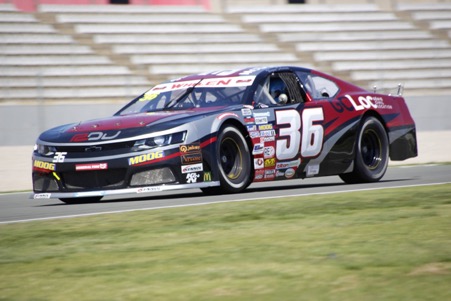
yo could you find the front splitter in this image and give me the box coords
[30,181,220,200]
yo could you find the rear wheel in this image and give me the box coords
[59,197,103,204]
[201,125,251,194]
[340,117,389,184]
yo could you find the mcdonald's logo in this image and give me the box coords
[203,171,212,182]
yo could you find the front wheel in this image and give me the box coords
[201,125,251,194]
[340,117,389,184]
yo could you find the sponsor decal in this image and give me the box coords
[244,117,255,124]
[180,143,202,165]
[254,158,264,169]
[129,151,163,165]
[181,163,203,174]
[276,170,285,177]
[181,153,202,165]
[186,172,200,183]
[75,163,108,171]
[137,187,162,193]
[260,130,276,137]
[249,131,260,138]
[307,164,320,177]
[285,168,296,179]
[264,158,276,168]
[258,124,273,131]
[254,111,271,117]
[255,117,268,124]
[33,160,56,171]
[263,146,275,159]
[373,96,393,110]
[203,171,212,182]
[247,125,257,131]
[241,108,253,116]
[139,91,159,102]
[180,144,201,154]
[344,95,392,111]
[276,159,301,169]
[252,143,264,155]
[260,136,275,142]
[34,193,51,199]
[264,169,276,179]
[254,170,265,180]
[70,131,121,142]
[150,76,256,93]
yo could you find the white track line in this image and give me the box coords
[1,182,450,225]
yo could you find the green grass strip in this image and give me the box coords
[1,184,450,301]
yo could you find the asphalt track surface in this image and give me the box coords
[0,164,450,225]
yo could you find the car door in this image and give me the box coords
[251,70,357,181]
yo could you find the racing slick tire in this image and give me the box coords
[339,117,389,184]
[59,197,103,204]
[201,125,251,194]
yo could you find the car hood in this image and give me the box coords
[38,107,230,144]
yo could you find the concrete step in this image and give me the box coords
[0,86,149,99]
[367,78,451,91]
[277,30,433,42]
[241,12,397,23]
[55,13,225,24]
[314,49,451,62]
[0,12,37,22]
[74,23,244,34]
[1,55,112,66]
[0,4,17,11]
[0,44,93,55]
[0,33,74,44]
[397,3,451,11]
[227,4,378,13]
[430,20,451,30]
[0,23,55,33]
[0,75,150,88]
[93,33,263,44]
[38,4,206,13]
[132,52,297,64]
[297,40,449,52]
[149,62,314,76]
[0,65,132,77]
[332,59,451,71]
[113,43,279,54]
[411,11,451,21]
[350,69,451,81]
[260,21,415,33]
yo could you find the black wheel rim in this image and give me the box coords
[361,129,382,170]
[220,137,243,181]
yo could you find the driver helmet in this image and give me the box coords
[269,78,287,103]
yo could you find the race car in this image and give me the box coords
[31,66,417,203]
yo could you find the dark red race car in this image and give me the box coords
[32,66,417,203]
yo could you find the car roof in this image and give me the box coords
[169,66,313,83]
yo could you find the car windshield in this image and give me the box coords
[117,76,255,116]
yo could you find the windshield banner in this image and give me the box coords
[149,76,256,93]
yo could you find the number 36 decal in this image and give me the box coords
[275,108,324,161]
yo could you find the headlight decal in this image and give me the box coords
[132,131,186,151]
[35,144,57,156]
